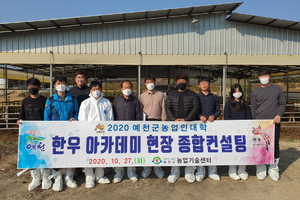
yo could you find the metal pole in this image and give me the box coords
[286,66,289,102]
[167,66,170,90]
[244,77,246,101]
[106,73,108,94]
[50,51,53,96]
[201,66,203,76]
[73,66,75,85]
[247,77,251,103]
[4,64,7,103]
[32,65,34,78]
[138,52,142,99]
[188,66,190,88]
[222,53,228,110]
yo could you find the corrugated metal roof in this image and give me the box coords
[227,13,300,31]
[0,2,243,33]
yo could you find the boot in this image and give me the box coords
[113,167,124,183]
[65,168,78,188]
[95,168,110,184]
[40,168,52,189]
[52,169,63,192]
[208,166,220,180]
[167,166,180,183]
[141,167,151,178]
[84,168,95,188]
[154,167,164,178]
[195,166,206,182]
[228,165,240,180]
[256,164,267,180]
[184,166,195,183]
[238,165,248,180]
[28,169,41,191]
[269,158,280,181]
[127,167,138,182]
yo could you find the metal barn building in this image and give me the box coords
[0,1,300,101]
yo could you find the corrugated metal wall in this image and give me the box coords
[1,13,299,55]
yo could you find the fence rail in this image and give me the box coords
[0,104,300,130]
[0,105,20,129]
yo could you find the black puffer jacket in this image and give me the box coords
[166,90,200,121]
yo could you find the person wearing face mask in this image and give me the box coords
[44,75,79,191]
[196,76,221,181]
[165,73,200,183]
[251,67,286,181]
[139,75,167,179]
[69,70,90,106]
[224,84,251,180]
[69,70,89,179]
[17,78,51,191]
[113,80,143,183]
[78,81,113,188]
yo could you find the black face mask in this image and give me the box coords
[177,83,187,90]
[29,88,39,95]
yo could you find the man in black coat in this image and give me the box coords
[196,76,221,182]
[69,70,90,106]
[165,73,200,183]
[113,80,143,183]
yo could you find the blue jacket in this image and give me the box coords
[44,92,79,121]
[197,92,220,119]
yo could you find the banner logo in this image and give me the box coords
[152,157,162,165]
[95,123,105,134]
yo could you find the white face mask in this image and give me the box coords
[55,84,67,92]
[91,91,101,98]
[259,77,269,85]
[122,89,131,96]
[233,92,242,99]
[146,83,155,90]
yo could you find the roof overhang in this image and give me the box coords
[227,12,300,31]
[0,2,243,33]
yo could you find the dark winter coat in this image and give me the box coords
[165,90,200,121]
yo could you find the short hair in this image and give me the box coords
[74,70,87,79]
[26,78,41,86]
[144,74,156,83]
[120,80,133,88]
[198,76,211,84]
[257,67,271,76]
[175,73,189,82]
[53,75,67,85]
[89,81,102,89]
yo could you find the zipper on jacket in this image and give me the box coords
[124,99,127,119]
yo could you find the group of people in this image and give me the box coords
[17,66,285,191]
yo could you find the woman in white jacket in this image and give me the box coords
[78,81,114,188]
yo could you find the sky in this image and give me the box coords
[0,0,299,24]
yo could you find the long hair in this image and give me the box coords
[230,84,246,111]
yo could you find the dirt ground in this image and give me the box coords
[0,128,299,200]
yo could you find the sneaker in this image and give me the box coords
[208,174,220,181]
[167,167,180,183]
[128,171,138,182]
[269,169,279,181]
[238,173,249,180]
[98,177,110,184]
[185,172,195,183]
[229,173,240,180]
